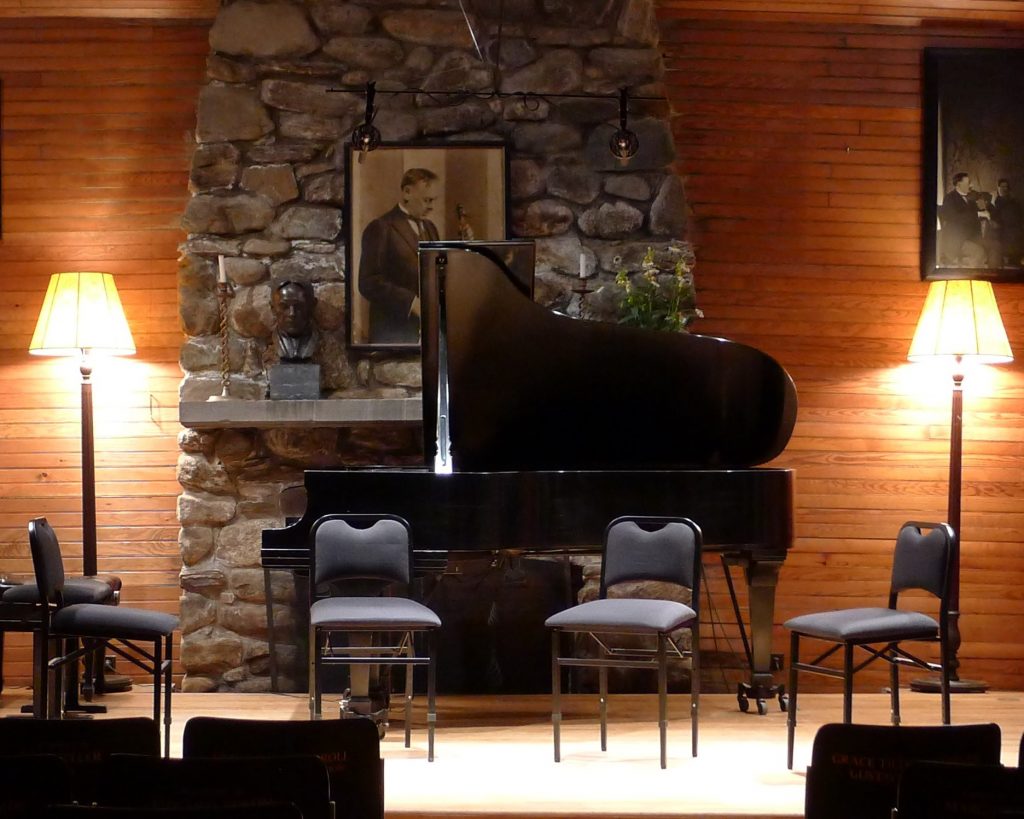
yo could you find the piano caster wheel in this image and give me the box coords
[779,693,789,712]
[756,698,767,716]
[737,693,749,713]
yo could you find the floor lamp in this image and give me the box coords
[907,279,1012,692]
[29,272,136,578]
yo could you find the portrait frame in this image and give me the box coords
[922,48,1024,282]
[345,142,509,350]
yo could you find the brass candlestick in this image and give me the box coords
[208,257,235,402]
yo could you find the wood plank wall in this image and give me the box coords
[658,11,1024,689]
[0,18,208,685]
[2,2,1024,695]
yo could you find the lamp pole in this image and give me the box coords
[80,353,97,577]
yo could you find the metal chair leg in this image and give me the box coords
[599,662,608,753]
[658,634,668,770]
[842,643,854,723]
[404,636,413,750]
[427,630,436,762]
[889,645,901,726]
[551,631,561,763]
[690,624,700,758]
[787,631,799,770]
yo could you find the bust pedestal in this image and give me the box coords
[269,363,321,400]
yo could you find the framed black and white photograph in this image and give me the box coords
[345,142,509,350]
[923,48,1024,281]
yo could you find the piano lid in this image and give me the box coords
[419,241,797,473]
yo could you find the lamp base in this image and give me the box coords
[910,675,989,694]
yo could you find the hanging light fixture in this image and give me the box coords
[609,87,640,166]
[351,81,382,158]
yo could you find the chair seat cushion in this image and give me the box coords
[310,596,441,630]
[3,577,117,605]
[545,598,697,634]
[51,603,178,640]
[784,607,938,642]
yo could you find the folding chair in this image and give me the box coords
[308,513,440,760]
[895,760,1024,817]
[28,518,178,756]
[183,715,382,819]
[785,520,955,769]
[0,717,159,806]
[94,753,332,819]
[545,515,702,768]
[803,722,1002,819]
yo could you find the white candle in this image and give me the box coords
[217,255,227,284]
[579,252,586,279]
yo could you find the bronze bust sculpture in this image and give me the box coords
[271,280,319,362]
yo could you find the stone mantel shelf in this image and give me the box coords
[179,398,422,429]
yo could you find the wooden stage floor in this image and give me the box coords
[1,688,1022,818]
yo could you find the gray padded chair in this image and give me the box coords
[545,515,702,769]
[28,518,178,756]
[784,520,954,770]
[308,513,441,761]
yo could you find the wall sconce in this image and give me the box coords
[907,279,1013,693]
[609,87,640,166]
[350,80,382,159]
[29,272,135,576]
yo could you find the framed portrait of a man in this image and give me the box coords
[923,48,1024,281]
[345,142,509,349]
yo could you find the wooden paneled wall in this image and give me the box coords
[0,18,208,684]
[658,13,1024,689]
[2,2,1024,694]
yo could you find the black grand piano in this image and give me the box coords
[263,241,797,713]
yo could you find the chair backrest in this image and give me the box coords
[896,761,1024,817]
[804,722,1002,819]
[28,517,66,605]
[182,715,383,819]
[0,717,160,805]
[311,513,413,593]
[95,753,332,819]
[599,516,702,599]
[889,520,953,606]
[0,753,73,819]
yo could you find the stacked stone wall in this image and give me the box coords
[177,0,688,691]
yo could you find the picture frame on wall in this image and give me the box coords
[345,142,509,350]
[922,48,1024,282]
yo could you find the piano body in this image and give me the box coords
[263,241,798,713]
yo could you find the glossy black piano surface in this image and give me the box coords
[262,241,798,709]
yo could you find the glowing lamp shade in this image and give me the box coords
[908,280,1012,366]
[29,272,135,358]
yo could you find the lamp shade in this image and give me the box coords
[908,280,1013,365]
[29,272,135,357]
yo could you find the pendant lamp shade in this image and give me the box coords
[29,272,135,357]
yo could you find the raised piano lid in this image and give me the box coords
[419,241,797,473]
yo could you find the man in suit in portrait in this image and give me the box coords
[939,171,988,268]
[358,168,441,344]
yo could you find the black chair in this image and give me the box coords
[0,753,73,819]
[803,722,1002,819]
[308,513,440,760]
[895,760,1024,818]
[544,515,702,768]
[28,518,178,756]
[0,717,159,806]
[183,715,383,819]
[785,520,954,769]
[94,753,332,819]
[2,574,121,716]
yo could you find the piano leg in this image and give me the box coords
[734,557,787,716]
